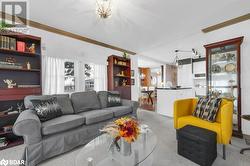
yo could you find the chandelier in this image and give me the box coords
[96,0,112,19]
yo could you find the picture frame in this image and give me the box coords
[131,70,134,77]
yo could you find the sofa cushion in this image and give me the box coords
[105,106,132,117]
[97,91,108,108]
[78,109,113,125]
[71,91,101,113]
[42,115,84,135]
[52,94,74,115]
[177,115,222,143]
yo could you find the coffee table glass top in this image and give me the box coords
[75,128,157,166]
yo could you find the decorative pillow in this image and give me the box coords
[193,97,222,122]
[107,92,122,107]
[31,97,62,122]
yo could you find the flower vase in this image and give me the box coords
[120,138,132,156]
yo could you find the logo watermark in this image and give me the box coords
[0,0,29,34]
[0,159,25,166]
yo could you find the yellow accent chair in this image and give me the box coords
[174,98,233,159]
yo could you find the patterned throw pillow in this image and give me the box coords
[107,92,122,107]
[31,97,62,122]
[193,97,222,122]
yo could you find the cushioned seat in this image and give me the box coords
[78,109,113,125]
[177,115,222,143]
[105,106,133,117]
[42,115,84,135]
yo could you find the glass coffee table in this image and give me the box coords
[75,128,157,166]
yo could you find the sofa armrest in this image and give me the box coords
[174,98,196,129]
[121,99,139,118]
[220,101,233,144]
[13,109,42,145]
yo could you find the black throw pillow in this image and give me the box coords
[107,92,122,107]
[31,97,62,122]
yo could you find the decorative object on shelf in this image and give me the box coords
[17,41,26,52]
[27,43,36,53]
[17,102,24,113]
[0,137,7,148]
[5,57,16,63]
[131,79,135,85]
[114,81,119,87]
[226,53,236,61]
[3,79,16,88]
[100,117,140,156]
[96,0,112,19]
[211,64,221,73]
[225,63,236,73]
[114,59,117,64]
[26,61,31,70]
[210,90,222,98]
[3,125,13,132]
[121,79,127,86]
[122,52,130,59]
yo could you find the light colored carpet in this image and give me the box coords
[1,109,250,166]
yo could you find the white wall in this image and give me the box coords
[131,55,140,101]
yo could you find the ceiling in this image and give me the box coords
[29,0,250,62]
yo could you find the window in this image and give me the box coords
[64,62,75,92]
[85,64,94,91]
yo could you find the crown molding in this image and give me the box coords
[0,12,136,55]
[202,13,250,33]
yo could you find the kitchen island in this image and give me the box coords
[156,88,195,117]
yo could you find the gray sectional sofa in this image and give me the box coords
[13,91,139,166]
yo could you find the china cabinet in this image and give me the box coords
[204,37,244,137]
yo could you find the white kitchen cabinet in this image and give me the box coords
[157,88,195,117]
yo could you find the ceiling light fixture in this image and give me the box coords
[173,48,202,67]
[96,0,112,19]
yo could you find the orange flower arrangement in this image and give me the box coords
[101,117,140,143]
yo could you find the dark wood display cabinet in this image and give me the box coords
[0,30,42,149]
[204,37,244,138]
[107,55,131,100]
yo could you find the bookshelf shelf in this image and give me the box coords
[0,48,40,57]
[0,67,40,72]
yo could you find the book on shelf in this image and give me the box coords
[17,41,26,52]
[0,36,17,50]
[9,37,16,50]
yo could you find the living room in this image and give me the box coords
[0,0,250,166]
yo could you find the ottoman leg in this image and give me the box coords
[223,145,226,160]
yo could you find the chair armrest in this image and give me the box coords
[121,99,139,118]
[13,109,42,145]
[220,102,233,144]
[174,98,196,129]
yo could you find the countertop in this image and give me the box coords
[156,87,192,90]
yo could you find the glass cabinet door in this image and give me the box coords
[208,44,238,131]
[205,37,243,137]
